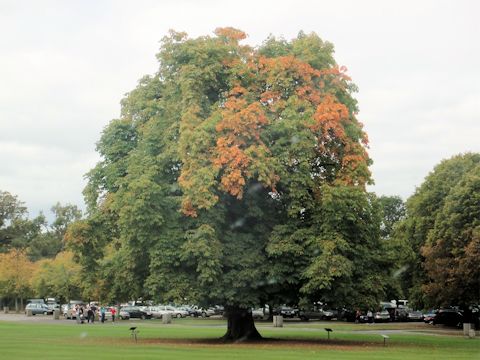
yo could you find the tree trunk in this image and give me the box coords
[221,306,262,342]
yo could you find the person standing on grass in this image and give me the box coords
[111,306,116,323]
[367,310,373,324]
[75,305,81,325]
[90,304,97,323]
[100,306,106,323]
[355,309,361,323]
[79,305,85,324]
[87,305,94,323]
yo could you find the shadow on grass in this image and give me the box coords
[136,337,379,350]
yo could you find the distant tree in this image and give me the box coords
[395,153,480,308]
[26,203,82,260]
[0,190,27,250]
[73,28,384,341]
[31,251,82,302]
[50,203,83,242]
[421,164,480,307]
[0,249,34,310]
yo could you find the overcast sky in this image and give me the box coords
[1,0,479,219]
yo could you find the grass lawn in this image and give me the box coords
[0,319,478,360]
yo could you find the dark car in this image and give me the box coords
[120,306,152,319]
[25,303,53,315]
[274,306,299,318]
[432,309,463,328]
[338,308,357,322]
[298,309,324,321]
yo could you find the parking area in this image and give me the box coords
[0,313,67,323]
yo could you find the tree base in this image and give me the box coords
[221,306,262,342]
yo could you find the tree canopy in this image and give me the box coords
[72,28,387,340]
[395,153,480,308]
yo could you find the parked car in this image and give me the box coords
[338,308,357,322]
[148,306,166,319]
[359,314,370,323]
[171,306,189,318]
[46,302,60,312]
[148,305,187,319]
[63,304,75,319]
[432,309,463,328]
[104,307,129,320]
[62,301,85,319]
[118,308,130,320]
[177,306,197,317]
[321,309,336,320]
[394,307,409,322]
[407,310,424,322]
[298,309,324,321]
[120,306,152,319]
[274,306,299,318]
[423,311,437,324]
[252,308,269,320]
[191,306,215,317]
[211,305,224,316]
[374,310,391,323]
[25,303,53,315]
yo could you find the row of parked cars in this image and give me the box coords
[424,308,480,329]
[59,301,223,321]
[257,305,477,328]
[124,305,222,319]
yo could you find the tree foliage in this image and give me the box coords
[0,190,82,261]
[421,162,480,306]
[31,251,82,302]
[0,191,84,303]
[378,195,405,240]
[0,249,34,300]
[73,29,385,337]
[0,190,28,250]
[396,153,480,307]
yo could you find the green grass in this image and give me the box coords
[0,319,478,360]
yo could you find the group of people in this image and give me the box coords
[74,304,116,324]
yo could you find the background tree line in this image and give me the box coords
[0,193,83,309]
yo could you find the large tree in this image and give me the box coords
[74,28,385,341]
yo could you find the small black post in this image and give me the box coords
[381,334,389,347]
[129,327,138,343]
[324,328,333,340]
